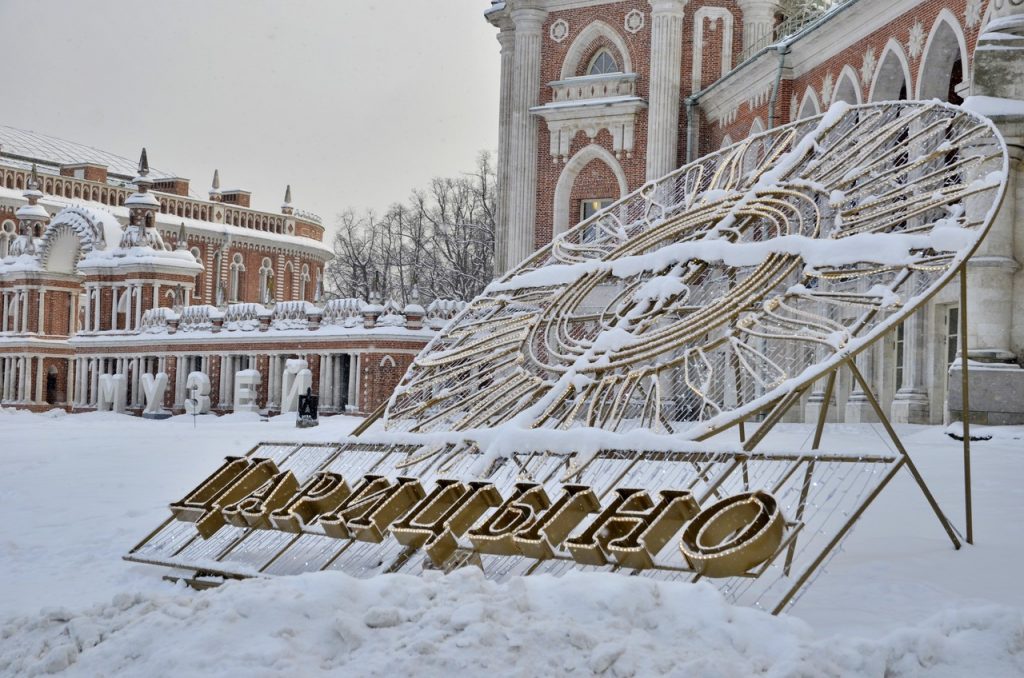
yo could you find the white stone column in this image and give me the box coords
[123,286,132,332]
[2,357,9,401]
[18,356,28,402]
[351,353,360,411]
[10,291,19,333]
[93,288,101,331]
[174,356,186,409]
[1,292,8,332]
[64,358,73,406]
[736,0,779,55]
[90,358,99,406]
[83,288,91,332]
[35,357,43,404]
[503,6,547,271]
[20,291,28,333]
[491,13,517,275]
[110,287,118,330]
[130,357,141,407]
[334,355,344,411]
[890,310,931,423]
[845,340,877,423]
[267,355,278,410]
[646,0,688,182]
[36,290,45,334]
[134,285,143,330]
[74,358,83,406]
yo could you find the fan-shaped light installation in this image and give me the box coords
[385,102,1007,439]
[128,102,1008,614]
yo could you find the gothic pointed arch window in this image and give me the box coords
[300,264,311,301]
[229,252,246,302]
[587,49,619,76]
[258,257,275,303]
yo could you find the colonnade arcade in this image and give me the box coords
[62,350,362,414]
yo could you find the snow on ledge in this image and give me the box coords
[962,96,1024,119]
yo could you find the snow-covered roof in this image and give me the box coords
[0,186,333,257]
[0,126,178,181]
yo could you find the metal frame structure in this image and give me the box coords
[128,102,1001,612]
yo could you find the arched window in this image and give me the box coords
[283,261,294,299]
[918,14,968,104]
[587,49,619,76]
[553,144,628,237]
[833,66,861,106]
[190,247,203,301]
[300,264,311,301]
[229,253,246,302]
[258,257,275,303]
[869,42,911,102]
[0,220,16,257]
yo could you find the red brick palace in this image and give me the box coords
[0,129,463,416]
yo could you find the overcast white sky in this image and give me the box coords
[0,0,500,236]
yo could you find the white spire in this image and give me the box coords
[209,169,222,201]
[15,164,48,223]
[282,184,294,215]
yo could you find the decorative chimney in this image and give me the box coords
[404,285,425,330]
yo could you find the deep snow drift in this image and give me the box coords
[0,409,1022,676]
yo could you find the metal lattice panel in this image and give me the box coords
[386,102,1006,438]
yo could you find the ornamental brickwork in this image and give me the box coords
[0,139,467,417]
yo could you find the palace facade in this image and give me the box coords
[0,130,462,416]
[486,0,1024,424]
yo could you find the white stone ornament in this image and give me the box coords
[185,371,211,415]
[625,9,645,34]
[141,372,169,414]
[965,0,983,28]
[908,21,925,59]
[96,374,127,413]
[860,48,877,85]
[549,19,569,43]
[821,72,834,107]
[233,370,261,413]
[280,359,313,413]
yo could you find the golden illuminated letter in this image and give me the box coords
[468,482,551,555]
[391,480,502,566]
[268,472,351,533]
[679,490,785,578]
[170,456,279,538]
[320,475,424,542]
[222,470,300,529]
[512,484,600,560]
[565,488,700,568]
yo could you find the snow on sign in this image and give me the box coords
[127,102,1008,614]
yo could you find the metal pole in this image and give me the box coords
[960,267,973,544]
[811,370,837,450]
[847,359,961,550]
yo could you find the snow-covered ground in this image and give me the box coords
[0,408,1022,676]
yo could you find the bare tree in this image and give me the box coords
[326,152,496,303]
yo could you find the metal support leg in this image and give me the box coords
[847,359,961,550]
[960,267,973,544]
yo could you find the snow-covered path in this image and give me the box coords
[0,408,1022,676]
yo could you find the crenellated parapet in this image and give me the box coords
[133,295,467,337]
